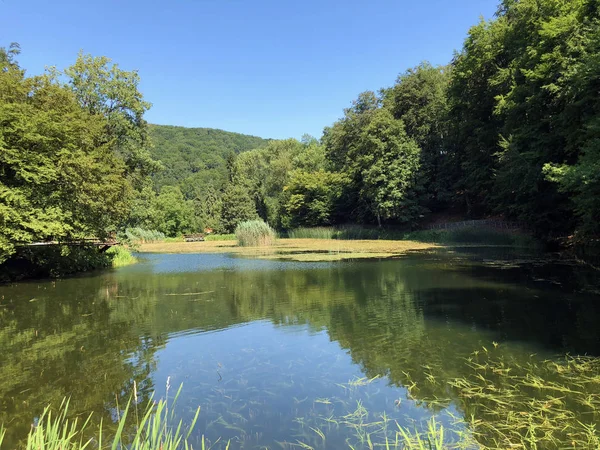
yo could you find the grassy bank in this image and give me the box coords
[287,225,540,248]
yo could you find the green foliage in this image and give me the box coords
[357,109,423,225]
[235,139,304,225]
[0,246,113,282]
[150,186,196,237]
[10,388,200,450]
[148,124,269,198]
[0,52,132,263]
[121,228,166,244]
[204,234,236,241]
[281,170,348,228]
[65,53,159,185]
[235,220,276,247]
[383,63,454,209]
[105,246,137,268]
[287,227,336,239]
[447,0,600,236]
[220,184,258,233]
[403,228,540,247]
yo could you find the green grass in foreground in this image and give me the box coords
[0,385,203,450]
[106,246,137,267]
[286,225,541,248]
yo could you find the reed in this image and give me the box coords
[287,227,336,239]
[4,385,202,450]
[121,228,166,244]
[235,220,277,247]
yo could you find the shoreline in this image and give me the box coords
[136,238,439,262]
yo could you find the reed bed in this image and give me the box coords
[235,220,277,247]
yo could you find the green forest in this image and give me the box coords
[2,0,600,267]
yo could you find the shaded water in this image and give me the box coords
[0,249,599,448]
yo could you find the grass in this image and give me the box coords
[135,238,436,261]
[106,246,137,267]
[404,228,540,247]
[286,225,541,248]
[235,220,277,247]
[0,385,205,450]
[3,350,599,450]
[204,234,236,241]
[288,227,336,240]
[120,228,166,244]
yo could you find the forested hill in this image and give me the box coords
[148,124,270,197]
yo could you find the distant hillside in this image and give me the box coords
[148,124,270,198]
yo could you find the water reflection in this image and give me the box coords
[0,251,598,448]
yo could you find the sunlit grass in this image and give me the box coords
[204,234,236,241]
[288,227,336,239]
[106,246,137,267]
[235,220,277,247]
[2,385,204,450]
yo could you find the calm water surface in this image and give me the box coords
[0,249,599,448]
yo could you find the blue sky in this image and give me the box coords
[2,0,498,139]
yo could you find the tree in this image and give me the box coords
[281,170,348,228]
[64,53,160,185]
[0,49,131,262]
[383,63,454,209]
[150,186,195,237]
[355,109,423,226]
[220,185,258,233]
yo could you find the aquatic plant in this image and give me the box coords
[106,246,137,267]
[235,220,277,247]
[2,386,203,450]
[121,228,167,245]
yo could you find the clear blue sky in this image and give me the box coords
[2,0,498,140]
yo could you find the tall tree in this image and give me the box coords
[383,63,454,209]
[64,53,160,185]
[0,48,131,262]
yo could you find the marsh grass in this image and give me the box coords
[121,228,166,244]
[404,228,540,247]
[204,234,236,241]
[235,220,277,247]
[4,385,205,450]
[106,246,137,268]
[288,227,336,239]
[286,226,539,247]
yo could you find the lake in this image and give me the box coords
[1,248,599,448]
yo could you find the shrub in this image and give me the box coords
[235,220,276,247]
[106,246,137,267]
[121,228,166,244]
